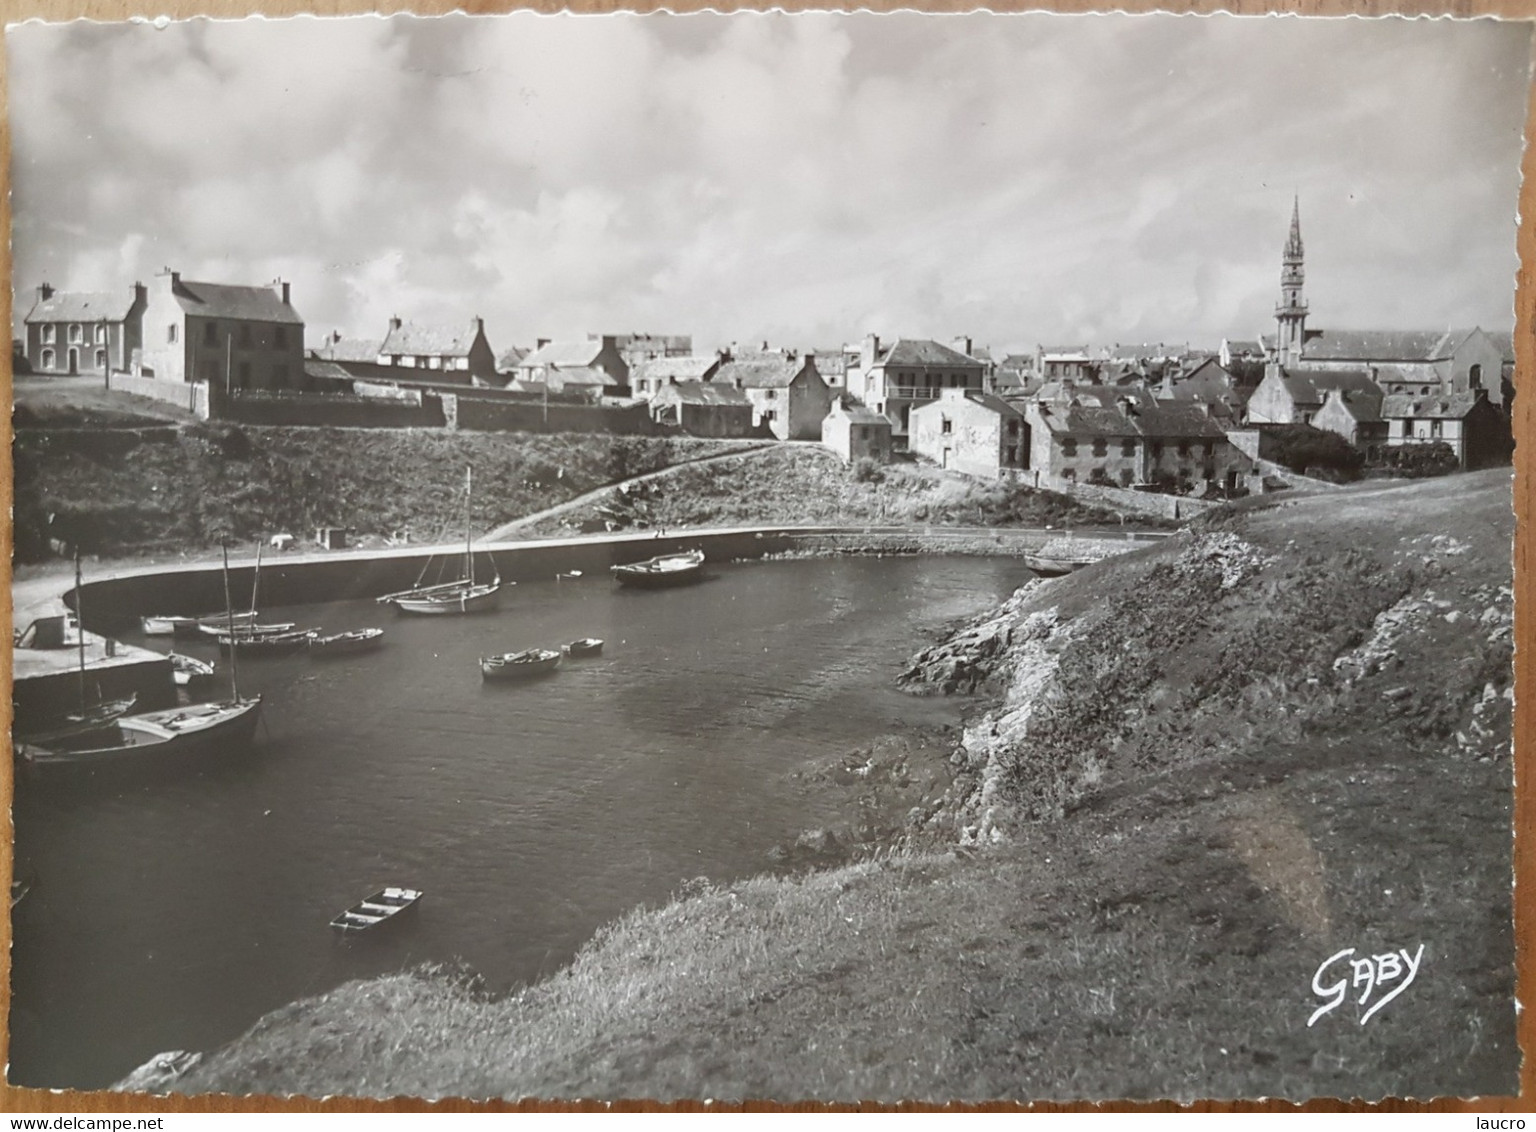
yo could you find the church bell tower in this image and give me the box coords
[1275,196,1308,368]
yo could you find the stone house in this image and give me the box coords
[713,354,831,440]
[822,399,893,465]
[24,283,146,377]
[1311,385,1388,457]
[1245,366,1384,427]
[1024,390,1247,492]
[514,336,631,398]
[630,355,722,401]
[374,317,498,386]
[909,388,1029,479]
[846,336,987,440]
[650,381,757,437]
[1035,345,1095,382]
[1380,391,1508,470]
[136,269,305,390]
[1297,327,1507,409]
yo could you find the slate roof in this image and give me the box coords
[304,360,355,383]
[1380,391,1486,420]
[1279,367,1383,407]
[916,390,1026,420]
[520,339,606,369]
[612,334,692,353]
[829,403,890,426]
[379,320,483,358]
[1039,345,1091,358]
[173,280,303,325]
[497,346,530,370]
[879,339,986,368]
[1300,328,1471,363]
[715,356,809,389]
[656,381,751,407]
[1034,396,1227,440]
[313,336,383,363]
[811,350,848,376]
[1372,363,1444,387]
[1223,339,1264,356]
[25,290,137,323]
[632,355,721,384]
[552,366,617,389]
[1319,386,1385,423]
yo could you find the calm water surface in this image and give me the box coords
[10,555,1027,1089]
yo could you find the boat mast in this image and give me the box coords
[73,549,86,716]
[249,540,263,615]
[464,467,475,587]
[222,543,241,703]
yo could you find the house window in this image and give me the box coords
[1092,439,1107,457]
[391,355,402,365]
[204,321,217,346]
[1177,440,1190,457]
[1061,439,1078,457]
[1122,440,1136,457]
[94,348,106,369]
[941,418,953,434]
[168,324,179,344]
[1119,468,1134,486]
[1062,468,1076,482]
[68,324,83,344]
[94,324,107,344]
[40,348,54,369]
[1470,364,1483,390]
[1007,420,1020,437]
[42,325,56,344]
[1431,420,1442,438]
[239,324,252,348]
[1150,441,1163,459]
[859,426,870,440]
[429,357,442,370]
[765,389,777,399]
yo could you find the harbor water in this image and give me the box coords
[9,555,1028,1090]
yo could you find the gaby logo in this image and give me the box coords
[1308,944,1425,1027]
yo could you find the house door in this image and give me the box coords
[941,447,952,469]
[67,347,79,375]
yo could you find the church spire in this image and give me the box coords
[1276,195,1308,367]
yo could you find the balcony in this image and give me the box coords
[887,385,946,401]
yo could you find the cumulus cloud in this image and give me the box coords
[7,12,1529,354]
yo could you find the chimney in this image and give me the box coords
[951,335,973,356]
[391,316,403,332]
[37,283,53,302]
[157,267,180,288]
[280,280,291,306]
[132,282,146,305]
[537,337,551,349]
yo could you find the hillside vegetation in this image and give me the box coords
[518,444,1139,536]
[153,470,1516,1103]
[11,422,755,561]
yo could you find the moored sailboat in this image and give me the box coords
[378,468,504,615]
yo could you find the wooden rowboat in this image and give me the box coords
[563,638,604,657]
[481,648,562,680]
[611,549,705,588]
[330,887,423,933]
[309,628,385,657]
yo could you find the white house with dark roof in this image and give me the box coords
[1380,391,1508,470]
[650,380,757,437]
[909,388,1029,480]
[712,353,830,440]
[24,282,147,376]
[1035,345,1095,383]
[846,335,987,439]
[375,317,497,386]
[513,336,630,397]
[1245,366,1384,427]
[136,269,304,390]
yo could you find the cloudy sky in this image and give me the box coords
[7,13,1530,355]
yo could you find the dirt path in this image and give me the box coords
[479,441,789,541]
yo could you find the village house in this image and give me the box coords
[311,331,388,379]
[496,345,530,377]
[991,354,1034,396]
[650,381,757,437]
[1245,366,1384,427]
[612,334,692,371]
[1219,338,1265,369]
[1311,385,1388,457]
[846,335,988,439]
[24,282,146,377]
[1035,345,1095,382]
[1023,389,1247,493]
[373,317,498,386]
[1380,390,1508,470]
[712,353,831,440]
[513,336,631,398]
[1157,356,1253,421]
[908,388,1029,480]
[811,349,848,391]
[135,269,305,390]
[630,354,723,401]
[821,399,893,466]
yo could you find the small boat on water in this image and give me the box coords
[142,611,260,638]
[481,647,562,681]
[198,620,296,639]
[1022,553,1097,578]
[212,628,314,656]
[611,549,706,589]
[379,468,504,616]
[17,697,264,770]
[169,653,216,688]
[563,637,604,658]
[330,887,423,933]
[308,628,385,657]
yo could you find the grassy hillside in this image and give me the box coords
[11,424,755,561]
[518,444,1141,536]
[151,469,1516,1103]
